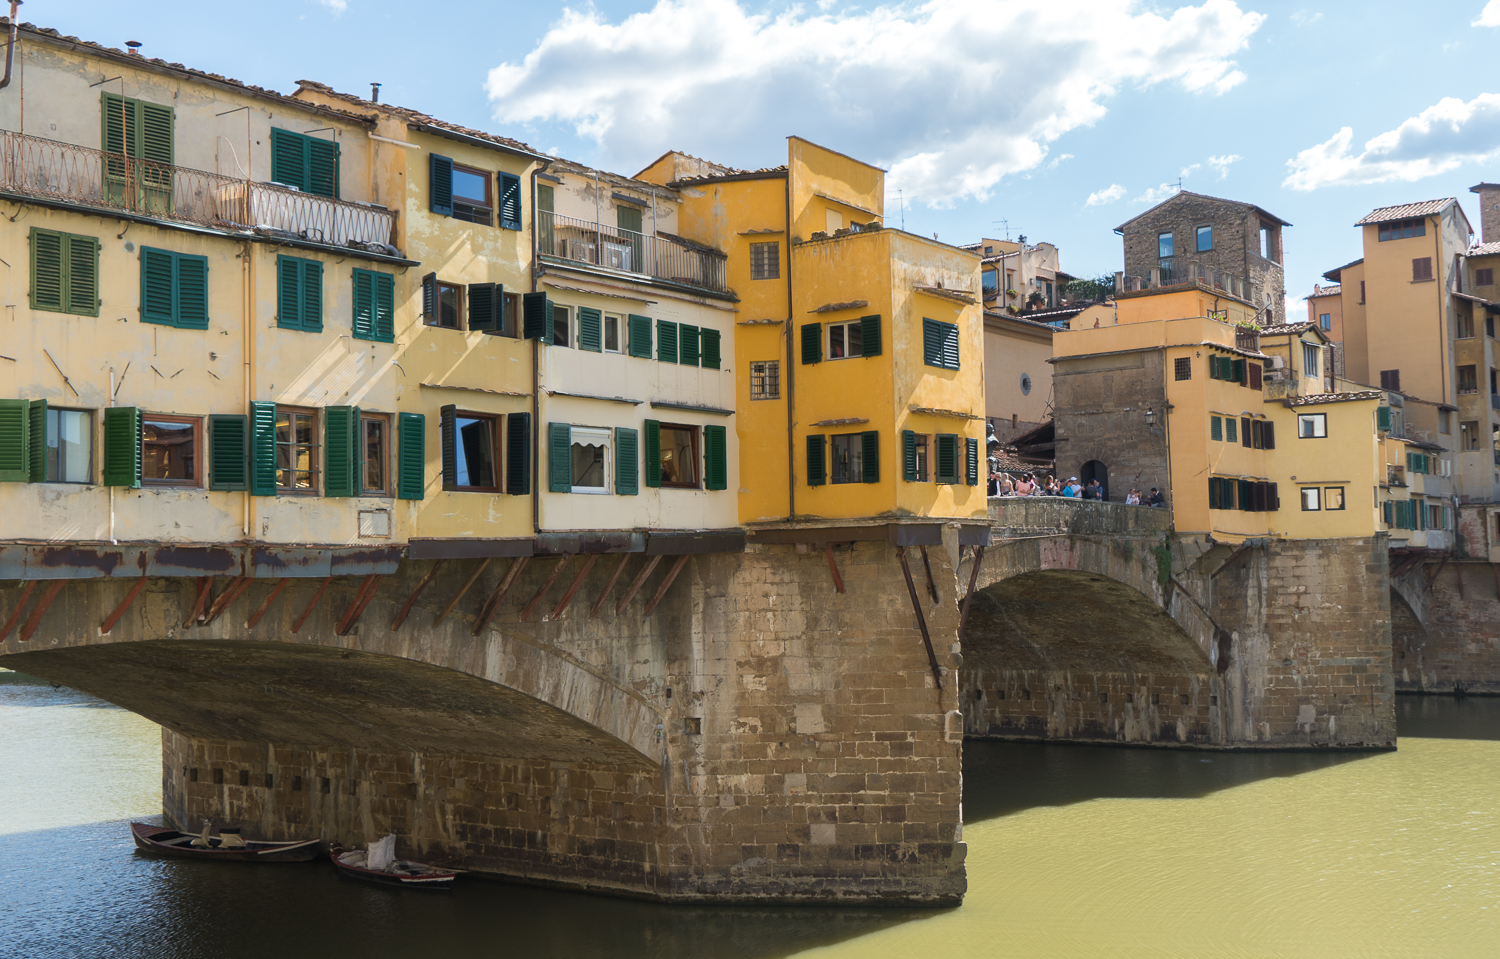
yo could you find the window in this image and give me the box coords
[1459,312,1475,338]
[604,313,622,352]
[1439,410,1451,434]
[1211,415,1223,441]
[1224,416,1237,444]
[42,408,92,483]
[101,93,173,211]
[1462,421,1480,451]
[502,293,520,338]
[421,274,463,330]
[922,319,960,370]
[570,427,610,494]
[1378,218,1425,241]
[659,424,698,488]
[142,414,200,487]
[1319,312,1331,331]
[913,433,929,481]
[1174,357,1192,381]
[1458,365,1478,394]
[1478,268,1495,286]
[828,320,864,359]
[276,255,323,332]
[1379,369,1401,392]
[140,247,208,329]
[1298,413,1327,438]
[1412,257,1433,282]
[30,228,99,316]
[342,269,393,343]
[1325,487,1345,511]
[553,305,571,347]
[750,361,780,400]
[1196,225,1212,252]
[443,409,500,492]
[1158,232,1174,258]
[361,413,389,496]
[269,128,338,199]
[831,433,864,484]
[982,270,998,293]
[274,408,318,493]
[750,242,780,280]
[450,163,492,225]
[934,433,961,484]
[1302,343,1320,379]
[1301,487,1321,511]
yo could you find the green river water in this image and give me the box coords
[1,672,1495,958]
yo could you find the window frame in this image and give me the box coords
[43,407,94,484]
[569,425,612,495]
[450,162,493,226]
[1300,487,1321,511]
[141,412,202,488]
[274,406,320,495]
[1324,487,1345,511]
[1195,225,1212,253]
[360,411,392,497]
[1378,218,1426,242]
[1412,257,1434,282]
[424,280,464,330]
[750,241,780,280]
[1297,413,1327,439]
[552,304,571,348]
[448,410,502,493]
[1174,356,1192,381]
[913,433,930,482]
[1319,312,1332,331]
[750,360,781,400]
[1477,268,1495,287]
[830,432,864,485]
[658,423,700,489]
[827,320,865,360]
[603,312,622,353]
[1302,343,1320,379]
[1157,232,1174,258]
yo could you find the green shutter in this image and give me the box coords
[277,255,302,330]
[628,314,652,358]
[658,320,679,363]
[965,437,979,486]
[468,283,502,334]
[801,323,822,364]
[174,253,208,329]
[301,259,323,332]
[1210,416,1222,441]
[102,406,142,488]
[680,324,701,366]
[140,247,174,325]
[1208,477,1219,510]
[1377,406,1392,431]
[1231,358,1246,384]
[397,412,426,500]
[941,322,960,369]
[30,229,64,312]
[324,406,358,497]
[902,429,917,482]
[139,102,173,163]
[270,128,306,192]
[863,430,880,484]
[439,405,458,490]
[701,329,722,370]
[351,269,373,339]
[806,434,826,486]
[860,314,882,357]
[373,273,394,342]
[0,399,29,482]
[207,414,248,491]
[308,137,339,199]
[101,92,132,157]
[27,400,47,482]
[644,420,661,488]
[1238,479,1252,511]
[548,422,572,493]
[924,319,960,368]
[704,425,727,490]
[497,172,522,231]
[249,401,277,496]
[577,306,603,352]
[67,233,99,316]
[616,426,639,495]
[935,433,958,484]
[523,292,553,342]
[1225,417,1237,444]
[430,154,454,216]
[506,412,531,495]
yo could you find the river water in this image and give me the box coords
[1,672,1496,959]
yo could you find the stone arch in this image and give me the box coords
[1390,587,1432,693]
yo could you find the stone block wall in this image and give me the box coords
[961,670,1218,745]
[1053,350,1171,502]
[1397,562,1500,694]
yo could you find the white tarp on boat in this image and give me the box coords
[367,834,397,872]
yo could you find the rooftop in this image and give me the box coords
[1307,284,1342,298]
[1354,199,1454,226]
[1472,183,1500,192]
[1257,323,1328,343]
[1322,258,1364,283]
[1114,189,1291,232]
[294,81,544,160]
[1472,241,1500,256]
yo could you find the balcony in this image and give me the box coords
[0,130,398,253]
[539,210,729,294]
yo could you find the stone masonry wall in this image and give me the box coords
[1053,350,1171,502]
[1397,562,1500,694]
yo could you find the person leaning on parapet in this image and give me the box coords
[1125,488,1141,505]
[1147,487,1166,508]
[1083,479,1102,501]
[1061,477,1078,498]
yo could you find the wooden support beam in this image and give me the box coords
[615,556,662,616]
[897,547,944,690]
[99,576,150,635]
[245,578,290,629]
[182,576,214,627]
[1,581,39,642]
[519,554,574,622]
[335,575,383,636]
[644,555,691,616]
[472,556,530,636]
[590,554,632,620]
[550,554,598,621]
[958,545,986,642]
[18,580,67,643]
[1424,555,1449,594]
[825,545,845,594]
[433,558,491,628]
[201,576,253,626]
[391,560,444,630]
[918,545,939,603]
[290,577,333,634]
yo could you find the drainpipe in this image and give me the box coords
[784,168,796,521]
[530,158,553,535]
[0,3,19,91]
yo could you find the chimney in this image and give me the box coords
[125,40,142,56]
[370,82,381,103]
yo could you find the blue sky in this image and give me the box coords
[35,1,1500,309]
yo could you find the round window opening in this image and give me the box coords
[1020,373,1032,395]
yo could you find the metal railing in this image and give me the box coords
[0,130,397,251]
[538,210,729,293]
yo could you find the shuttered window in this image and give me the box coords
[397,412,426,500]
[628,314,652,358]
[701,329,722,370]
[523,292,554,342]
[207,414,248,491]
[351,268,394,342]
[547,422,572,493]
[498,172,522,231]
[801,323,822,364]
[0,399,29,482]
[577,307,603,352]
[269,128,340,199]
[643,420,662,488]
[1211,415,1223,442]
[276,255,324,332]
[323,406,360,497]
[429,154,454,216]
[1412,257,1433,282]
[680,324,701,367]
[102,406,143,488]
[806,434,826,486]
[30,228,100,316]
[965,437,979,486]
[862,430,880,484]
[934,433,960,484]
[658,320,679,363]
[704,425,727,490]
[615,426,639,495]
[26,400,45,482]
[248,401,278,496]
[1225,417,1237,444]
[922,319,960,370]
[901,430,917,482]
[139,247,209,329]
[860,314,883,357]
[468,282,504,334]
[101,93,174,212]
[506,412,531,495]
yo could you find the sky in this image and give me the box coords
[31,0,1500,314]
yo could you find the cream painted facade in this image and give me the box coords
[981,313,1053,441]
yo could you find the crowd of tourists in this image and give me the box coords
[987,470,1165,507]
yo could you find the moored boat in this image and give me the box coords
[130,822,319,862]
[330,836,459,889]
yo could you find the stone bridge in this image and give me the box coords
[0,502,1396,904]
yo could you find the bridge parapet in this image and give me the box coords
[989,497,1172,538]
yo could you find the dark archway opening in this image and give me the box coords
[1081,459,1108,500]
[1391,588,1430,693]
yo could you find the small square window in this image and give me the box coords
[1301,487,1321,511]
[552,305,571,348]
[1174,356,1191,380]
[1412,257,1433,282]
[1324,487,1345,511]
[361,412,390,495]
[828,320,864,359]
[1196,225,1212,252]
[1298,413,1327,438]
[142,414,201,487]
[750,241,780,280]
[451,164,493,226]
[274,408,318,493]
[604,313,622,353]
[750,360,780,400]
[570,426,610,494]
[659,425,699,488]
[44,408,93,483]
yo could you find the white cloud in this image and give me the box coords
[1290,10,1323,26]
[1086,184,1126,206]
[1476,1,1500,27]
[319,0,348,13]
[1284,93,1500,190]
[1134,183,1181,204]
[1046,153,1075,170]
[486,0,1265,205]
[1207,153,1241,177]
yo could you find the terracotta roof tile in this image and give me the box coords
[1471,241,1500,256]
[295,80,543,158]
[1354,199,1454,225]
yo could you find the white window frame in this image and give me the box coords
[1301,487,1321,511]
[603,312,622,353]
[1303,343,1320,379]
[569,426,611,495]
[552,304,571,349]
[1298,413,1327,438]
[827,320,865,360]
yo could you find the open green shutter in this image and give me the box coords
[902,430,916,482]
[468,282,498,333]
[308,137,339,199]
[506,412,531,495]
[644,420,661,488]
[615,427,639,495]
[935,433,958,484]
[324,406,358,497]
[965,437,979,486]
[270,129,306,191]
[277,255,301,330]
[862,430,880,483]
[679,324,700,366]
[102,406,142,488]
[430,154,454,216]
[249,401,277,495]
[173,254,208,329]
[801,323,822,364]
[30,228,64,313]
[207,414,248,491]
[576,307,603,351]
[548,422,572,493]
[302,259,323,332]
[497,172,522,230]
[701,329,722,369]
[351,269,373,339]
[704,425,727,490]
[923,319,940,367]
[373,273,394,342]
[628,315,652,358]
[658,320,678,363]
[941,323,960,369]
[523,292,553,341]
[806,434,825,486]
[27,400,47,482]
[0,399,29,482]
[398,412,426,500]
[439,405,458,490]
[860,314,882,357]
[1231,358,1246,384]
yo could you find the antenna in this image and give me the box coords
[1173,176,1184,193]
[993,218,1010,241]
[898,189,905,232]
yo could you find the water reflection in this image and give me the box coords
[1397,694,1500,740]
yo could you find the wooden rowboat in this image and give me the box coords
[130,822,319,862]
[331,845,459,889]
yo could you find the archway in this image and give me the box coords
[1391,588,1432,693]
[1081,459,1109,500]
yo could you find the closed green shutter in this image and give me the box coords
[1377,406,1392,431]
[680,324,700,366]
[1211,416,1222,442]
[27,400,46,483]
[577,307,603,351]
[644,420,661,488]
[372,273,394,342]
[323,406,358,497]
[523,292,553,342]
[207,414,248,491]
[351,269,393,342]
[704,424,727,490]
[965,437,979,486]
[140,247,175,325]
[174,254,208,329]
[548,422,572,493]
[615,426,639,495]
[701,329,722,369]
[860,314,882,357]
[439,405,458,491]
[1238,479,1252,511]
[806,434,825,486]
[1225,417,1237,444]
[101,92,133,157]
[801,323,821,364]
[30,229,63,312]
[862,430,880,484]
[249,401,277,496]
[139,102,173,164]
[923,319,960,369]
[0,399,29,482]
[277,255,302,330]
[430,154,454,216]
[658,320,679,363]
[102,406,142,488]
[301,259,323,332]
[1383,500,1393,525]
[497,172,522,230]
[397,412,426,500]
[935,433,959,484]
[628,314,652,358]
[308,137,339,200]
[468,282,501,333]
[902,429,917,482]
[506,412,531,495]
[270,129,306,192]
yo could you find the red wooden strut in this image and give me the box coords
[590,554,632,620]
[391,560,444,630]
[1,581,39,642]
[245,578,290,629]
[335,574,383,636]
[183,576,214,627]
[643,555,691,616]
[825,544,846,594]
[290,577,333,634]
[519,554,574,622]
[19,580,66,643]
[99,576,150,635]
[201,576,254,627]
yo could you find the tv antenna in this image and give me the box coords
[898,189,906,231]
[993,218,1010,241]
[1173,176,1184,193]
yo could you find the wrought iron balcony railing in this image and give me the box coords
[538,210,729,294]
[0,130,398,253]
